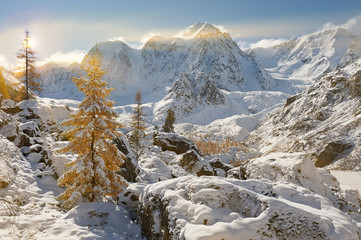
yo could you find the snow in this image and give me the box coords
[1,21,361,239]
[331,170,361,194]
[139,176,360,240]
[0,135,143,239]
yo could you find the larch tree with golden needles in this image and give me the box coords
[14,31,42,100]
[129,91,146,159]
[58,46,127,208]
[0,68,10,100]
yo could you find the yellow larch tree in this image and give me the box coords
[0,67,10,99]
[58,46,127,208]
[14,31,41,100]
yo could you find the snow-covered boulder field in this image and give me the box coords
[137,176,359,240]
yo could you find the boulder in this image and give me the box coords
[153,133,199,155]
[114,136,139,182]
[19,121,41,138]
[179,150,214,176]
[16,132,32,148]
[1,105,21,115]
[209,158,232,177]
[0,110,19,141]
[314,141,353,167]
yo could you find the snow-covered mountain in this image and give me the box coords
[249,27,361,92]
[39,62,83,100]
[39,23,274,122]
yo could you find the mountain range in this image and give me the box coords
[38,23,361,124]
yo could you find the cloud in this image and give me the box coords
[214,24,227,33]
[38,50,87,66]
[237,40,250,50]
[317,21,338,32]
[107,36,125,42]
[342,14,361,35]
[316,14,361,35]
[249,38,288,49]
[140,32,161,46]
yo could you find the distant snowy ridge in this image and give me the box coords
[249,27,361,91]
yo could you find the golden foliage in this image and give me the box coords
[186,132,247,157]
[0,68,10,99]
[58,47,126,208]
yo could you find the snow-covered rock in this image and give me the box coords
[0,135,36,213]
[0,109,19,141]
[230,152,360,213]
[138,176,360,240]
[153,132,199,155]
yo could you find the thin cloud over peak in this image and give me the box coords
[38,50,86,67]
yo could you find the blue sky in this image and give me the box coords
[1,0,361,68]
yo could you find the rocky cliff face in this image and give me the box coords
[247,70,361,170]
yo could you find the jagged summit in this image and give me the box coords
[177,22,225,39]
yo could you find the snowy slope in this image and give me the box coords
[247,70,361,170]
[38,62,83,100]
[249,27,361,92]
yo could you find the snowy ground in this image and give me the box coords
[1,96,361,239]
[331,170,361,194]
[0,135,143,240]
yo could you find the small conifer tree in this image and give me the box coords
[58,46,126,208]
[163,108,175,132]
[14,31,41,100]
[129,91,146,158]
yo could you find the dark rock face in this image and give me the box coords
[114,136,139,182]
[226,160,249,180]
[1,106,21,115]
[179,150,214,176]
[348,70,361,97]
[284,94,300,107]
[209,158,232,177]
[20,121,41,138]
[0,179,9,188]
[153,133,199,155]
[0,110,19,141]
[17,132,31,148]
[139,194,172,240]
[314,141,353,167]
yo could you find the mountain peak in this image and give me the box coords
[178,22,225,39]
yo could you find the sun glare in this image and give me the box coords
[28,36,36,48]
